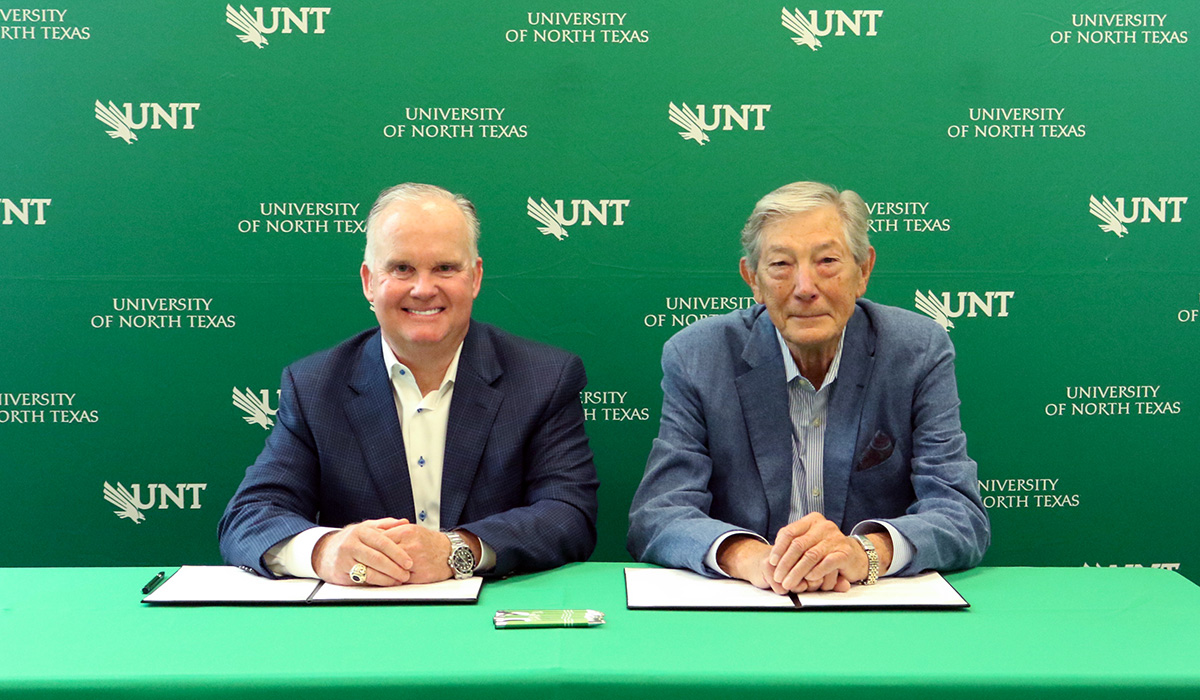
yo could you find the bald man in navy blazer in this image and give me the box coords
[629,182,988,594]
[220,184,598,585]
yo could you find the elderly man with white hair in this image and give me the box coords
[629,181,989,593]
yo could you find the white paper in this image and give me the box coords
[143,565,317,603]
[143,566,484,605]
[794,570,967,608]
[625,567,797,608]
[624,567,967,609]
[311,576,483,602]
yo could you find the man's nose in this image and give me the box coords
[410,271,437,298]
[792,263,818,298]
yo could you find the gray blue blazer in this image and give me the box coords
[219,322,599,577]
[628,299,989,576]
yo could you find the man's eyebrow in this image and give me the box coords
[381,258,466,269]
[763,239,842,254]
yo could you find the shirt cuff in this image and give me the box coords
[475,537,496,573]
[851,520,913,577]
[263,526,337,579]
[704,530,768,577]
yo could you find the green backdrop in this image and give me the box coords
[2,2,1196,582]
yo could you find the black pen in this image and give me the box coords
[142,571,165,594]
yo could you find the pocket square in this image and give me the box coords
[855,430,894,471]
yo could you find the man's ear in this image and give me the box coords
[739,257,762,302]
[471,257,483,299]
[360,262,375,302]
[856,246,876,297]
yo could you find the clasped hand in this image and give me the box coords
[764,513,864,592]
[311,518,454,586]
[720,513,887,594]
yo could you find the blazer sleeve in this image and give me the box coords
[627,340,748,576]
[217,365,325,577]
[456,354,599,576]
[886,328,990,573]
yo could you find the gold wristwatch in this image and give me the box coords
[851,534,879,585]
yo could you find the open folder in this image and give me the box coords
[624,567,968,610]
[142,565,483,605]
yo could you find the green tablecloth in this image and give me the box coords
[1,563,1197,699]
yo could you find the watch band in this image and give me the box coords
[446,531,476,580]
[851,534,879,585]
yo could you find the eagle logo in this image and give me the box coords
[914,290,955,331]
[526,198,570,241]
[1089,195,1129,238]
[226,4,269,48]
[232,387,278,430]
[781,8,823,51]
[94,100,138,144]
[668,102,710,145]
[103,481,146,524]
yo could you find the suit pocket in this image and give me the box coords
[854,430,894,472]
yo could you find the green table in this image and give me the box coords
[1,563,1197,699]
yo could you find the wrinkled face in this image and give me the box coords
[740,205,874,362]
[361,197,482,361]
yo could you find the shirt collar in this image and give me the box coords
[774,326,847,390]
[380,332,464,394]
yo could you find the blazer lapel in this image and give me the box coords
[734,311,793,538]
[823,305,875,529]
[440,323,503,529]
[345,331,416,519]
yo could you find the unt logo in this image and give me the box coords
[668,103,771,145]
[102,482,207,523]
[226,4,331,48]
[914,290,1015,331]
[1,198,51,225]
[232,387,279,430]
[94,101,201,143]
[526,198,630,240]
[781,8,883,50]
[1089,195,1187,238]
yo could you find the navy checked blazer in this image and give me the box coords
[218,321,600,577]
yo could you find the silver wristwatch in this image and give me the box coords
[851,534,879,585]
[446,531,476,579]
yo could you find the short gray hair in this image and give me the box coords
[740,181,871,269]
[363,183,480,267]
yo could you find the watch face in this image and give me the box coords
[451,549,474,573]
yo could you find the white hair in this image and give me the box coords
[363,183,480,267]
[740,181,871,268]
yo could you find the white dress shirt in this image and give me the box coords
[263,335,494,578]
[704,328,913,578]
